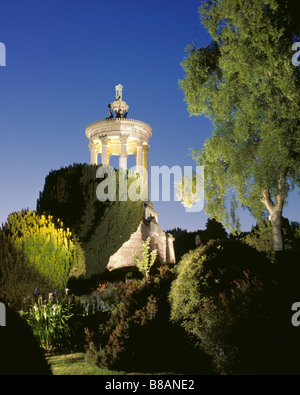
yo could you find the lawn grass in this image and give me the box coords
[46,353,179,375]
[46,353,126,375]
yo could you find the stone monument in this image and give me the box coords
[85,84,175,271]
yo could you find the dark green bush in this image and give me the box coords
[169,239,282,374]
[0,301,52,375]
[182,271,270,374]
[167,218,227,262]
[245,218,300,254]
[37,164,144,278]
[97,277,156,370]
[0,210,85,308]
[94,280,140,309]
[85,267,213,374]
[0,230,44,308]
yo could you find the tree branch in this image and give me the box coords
[260,189,275,214]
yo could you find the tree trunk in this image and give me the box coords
[269,209,283,251]
[261,189,284,252]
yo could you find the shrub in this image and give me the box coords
[169,239,277,374]
[133,237,157,279]
[95,280,140,307]
[0,301,52,375]
[85,266,214,374]
[37,164,144,278]
[0,230,45,308]
[187,271,268,374]
[88,277,150,370]
[85,268,174,372]
[80,280,139,314]
[245,217,300,254]
[0,210,85,308]
[167,218,227,262]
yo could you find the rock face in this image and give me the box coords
[107,202,175,271]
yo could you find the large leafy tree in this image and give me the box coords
[180,0,300,251]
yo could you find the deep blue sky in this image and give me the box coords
[0,0,299,232]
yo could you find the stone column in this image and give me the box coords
[89,141,98,165]
[136,139,143,173]
[119,134,128,170]
[107,148,112,166]
[100,136,109,166]
[166,233,176,263]
[142,144,150,200]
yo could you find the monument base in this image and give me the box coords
[106,201,176,271]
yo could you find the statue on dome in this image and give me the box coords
[105,104,114,120]
[105,84,129,119]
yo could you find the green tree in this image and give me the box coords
[179,0,300,251]
[245,217,300,253]
[204,218,227,241]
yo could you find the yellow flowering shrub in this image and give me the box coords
[0,210,85,306]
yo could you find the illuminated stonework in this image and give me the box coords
[85,85,176,270]
[107,219,175,270]
[86,118,151,170]
[86,90,152,201]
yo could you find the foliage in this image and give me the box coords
[166,228,196,262]
[80,280,141,314]
[0,230,43,308]
[95,280,141,307]
[84,267,200,373]
[97,278,156,370]
[133,237,157,279]
[20,292,75,353]
[167,218,227,261]
[20,289,106,354]
[37,164,144,278]
[0,301,52,375]
[245,217,300,253]
[86,277,151,370]
[189,270,272,374]
[0,210,85,308]
[179,0,300,250]
[176,171,204,208]
[69,237,86,279]
[244,221,274,253]
[169,239,278,374]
